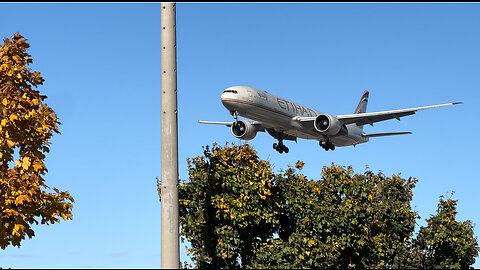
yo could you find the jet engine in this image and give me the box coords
[314,114,342,135]
[231,120,258,140]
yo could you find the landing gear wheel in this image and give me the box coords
[274,141,289,154]
[319,140,335,151]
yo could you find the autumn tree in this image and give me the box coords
[175,143,479,268]
[0,33,74,249]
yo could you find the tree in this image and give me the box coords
[176,143,479,268]
[178,143,280,268]
[0,33,74,249]
[411,193,479,269]
[253,162,418,269]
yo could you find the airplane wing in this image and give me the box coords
[335,102,462,126]
[198,120,234,127]
[198,120,266,132]
[298,102,462,127]
[362,131,412,138]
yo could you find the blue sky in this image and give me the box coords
[1,2,479,268]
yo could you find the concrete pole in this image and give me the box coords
[161,2,179,269]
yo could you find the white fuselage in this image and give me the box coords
[220,86,368,147]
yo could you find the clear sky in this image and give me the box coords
[1,2,479,268]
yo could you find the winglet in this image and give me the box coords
[452,102,463,105]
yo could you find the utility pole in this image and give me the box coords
[160,2,179,269]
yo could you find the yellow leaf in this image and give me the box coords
[33,162,43,172]
[32,99,39,105]
[9,114,18,121]
[1,119,6,126]
[16,73,22,79]
[14,160,21,167]
[13,224,24,236]
[2,98,7,106]
[222,253,227,259]
[7,140,15,148]
[368,194,373,201]
[15,195,29,205]
[22,157,31,170]
[4,209,19,216]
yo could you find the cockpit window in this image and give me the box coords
[223,90,238,94]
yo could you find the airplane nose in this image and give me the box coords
[221,92,235,111]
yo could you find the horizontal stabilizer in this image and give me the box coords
[363,131,412,138]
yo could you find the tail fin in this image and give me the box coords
[355,90,369,114]
[354,90,369,130]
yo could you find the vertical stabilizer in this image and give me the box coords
[354,90,369,130]
[355,90,369,114]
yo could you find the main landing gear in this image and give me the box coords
[273,141,289,154]
[319,139,335,151]
[268,129,291,154]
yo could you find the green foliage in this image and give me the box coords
[253,162,418,269]
[175,143,479,269]
[411,193,479,269]
[179,143,280,268]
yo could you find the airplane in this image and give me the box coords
[199,86,461,154]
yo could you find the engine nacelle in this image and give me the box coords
[231,120,258,140]
[314,114,342,135]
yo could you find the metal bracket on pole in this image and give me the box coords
[161,2,179,269]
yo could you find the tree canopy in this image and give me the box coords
[0,33,74,249]
[175,143,479,269]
